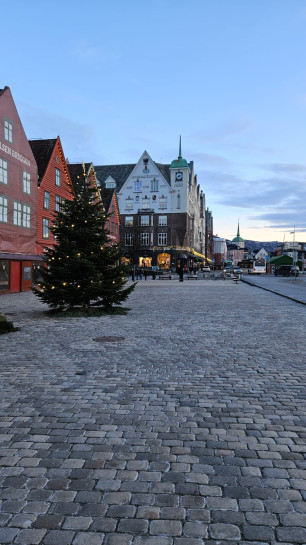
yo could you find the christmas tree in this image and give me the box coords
[33,173,135,311]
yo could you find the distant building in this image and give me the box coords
[232,222,245,249]
[0,86,39,293]
[95,141,213,271]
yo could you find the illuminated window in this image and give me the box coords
[43,218,49,238]
[0,158,8,184]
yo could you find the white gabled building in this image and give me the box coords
[95,140,213,271]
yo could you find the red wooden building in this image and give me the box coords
[0,86,39,293]
[29,137,72,285]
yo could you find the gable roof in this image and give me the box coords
[29,139,57,182]
[95,164,136,191]
[67,162,92,182]
[102,187,116,213]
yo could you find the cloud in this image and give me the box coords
[187,152,232,168]
[261,162,306,175]
[69,42,121,66]
[20,102,98,162]
[191,119,252,144]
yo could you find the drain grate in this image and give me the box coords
[93,336,124,342]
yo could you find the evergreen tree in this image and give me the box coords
[33,175,135,311]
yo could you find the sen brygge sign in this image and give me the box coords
[0,141,31,167]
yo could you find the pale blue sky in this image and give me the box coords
[2,0,306,241]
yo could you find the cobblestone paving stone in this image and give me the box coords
[0,279,305,544]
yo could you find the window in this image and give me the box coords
[0,260,9,291]
[22,171,31,194]
[44,191,50,209]
[0,158,8,185]
[158,215,167,226]
[159,196,167,209]
[43,218,50,238]
[151,178,158,192]
[0,196,8,222]
[55,195,61,212]
[22,204,31,228]
[55,168,60,187]
[142,196,150,209]
[125,216,133,227]
[141,232,150,245]
[177,193,181,209]
[125,233,133,246]
[13,202,22,226]
[125,198,133,210]
[141,215,149,226]
[158,232,167,246]
[4,118,13,143]
[134,179,142,192]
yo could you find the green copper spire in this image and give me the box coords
[170,136,188,169]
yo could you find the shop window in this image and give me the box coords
[23,266,31,281]
[157,252,170,269]
[0,158,8,185]
[140,257,152,268]
[0,196,8,222]
[23,171,31,194]
[0,260,9,290]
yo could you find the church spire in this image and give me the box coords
[178,135,182,159]
[170,136,188,169]
[237,221,240,238]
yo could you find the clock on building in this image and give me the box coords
[175,172,183,181]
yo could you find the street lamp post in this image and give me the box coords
[179,253,187,282]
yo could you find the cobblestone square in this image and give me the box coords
[0,279,305,543]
